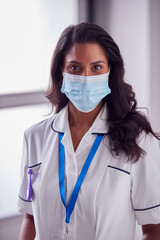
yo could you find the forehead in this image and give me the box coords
[65,43,108,63]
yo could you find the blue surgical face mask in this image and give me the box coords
[61,72,111,113]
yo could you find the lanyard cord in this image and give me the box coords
[59,133,104,224]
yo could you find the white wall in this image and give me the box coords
[93,0,160,131]
[150,0,160,131]
[0,0,77,217]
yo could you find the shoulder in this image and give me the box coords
[137,131,160,155]
[24,114,57,145]
[108,131,160,175]
[22,114,57,166]
[131,131,160,175]
[24,104,69,144]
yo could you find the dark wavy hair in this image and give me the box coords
[45,22,160,162]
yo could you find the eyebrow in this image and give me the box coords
[67,60,82,65]
[90,61,105,65]
[67,60,105,65]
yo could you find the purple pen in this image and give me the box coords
[26,168,33,201]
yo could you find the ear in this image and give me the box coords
[59,81,62,87]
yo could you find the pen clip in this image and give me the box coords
[26,168,33,201]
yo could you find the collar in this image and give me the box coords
[90,104,109,134]
[51,104,69,133]
[51,103,109,134]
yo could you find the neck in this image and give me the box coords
[68,101,104,128]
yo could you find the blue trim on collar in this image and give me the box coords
[51,119,108,135]
[51,118,64,134]
[92,132,108,135]
[51,110,108,135]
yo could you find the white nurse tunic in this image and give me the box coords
[18,104,160,240]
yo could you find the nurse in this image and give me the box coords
[18,22,160,240]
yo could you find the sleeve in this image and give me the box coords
[131,133,160,225]
[17,132,33,215]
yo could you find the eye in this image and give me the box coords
[68,65,81,71]
[92,65,103,71]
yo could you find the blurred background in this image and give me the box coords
[0,0,159,239]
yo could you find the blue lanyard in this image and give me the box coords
[59,133,104,224]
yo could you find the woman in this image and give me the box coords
[18,22,160,240]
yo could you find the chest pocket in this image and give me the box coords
[26,162,42,201]
[95,163,132,236]
[106,165,131,191]
[96,164,131,211]
[105,165,131,207]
